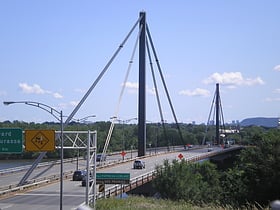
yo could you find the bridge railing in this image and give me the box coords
[95,146,242,199]
[0,170,74,197]
[0,146,242,198]
[96,170,157,199]
[0,157,82,176]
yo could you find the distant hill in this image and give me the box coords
[240,117,279,128]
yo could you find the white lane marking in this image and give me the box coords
[0,204,14,209]
[15,193,84,197]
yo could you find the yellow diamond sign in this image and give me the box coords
[25,130,55,152]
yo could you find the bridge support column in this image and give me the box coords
[215,83,220,145]
[138,11,146,157]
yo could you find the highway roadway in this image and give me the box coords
[0,146,223,210]
[0,147,169,189]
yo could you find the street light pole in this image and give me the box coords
[73,115,96,123]
[59,110,64,210]
[3,101,64,210]
[112,117,137,156]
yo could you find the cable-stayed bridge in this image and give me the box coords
[0,145,242,210]
[0,11,240,210]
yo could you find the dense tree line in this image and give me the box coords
[153,128,280,208]
[0,120,206,159]
[1,120,279,206]
[0,120,275,160]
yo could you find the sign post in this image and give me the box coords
[178,153,184,160]
[0,128,22,153]
[121,151,126,161]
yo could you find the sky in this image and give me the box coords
[0,1,280,125]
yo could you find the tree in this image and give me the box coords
[237,129,280,206]
[220,167,248,207]
[154,159,222,205]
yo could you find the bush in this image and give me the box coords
[154,160,222,205]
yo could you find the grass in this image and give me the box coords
[95,196,232,210]
[95,196,271,210]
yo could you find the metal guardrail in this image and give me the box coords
[0,158,77,176]
[0,146,179,198]
[0,146,242,199]
[0,145,184,176]
[0,180,51,196]
[0,171,73,197]
[95,146,242,199]
[96,170,157,199]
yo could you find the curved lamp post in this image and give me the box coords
[73,115,96,123]
[3,101,64,210]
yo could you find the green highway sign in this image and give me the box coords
[96,173,130,184]
[0,128,23,153]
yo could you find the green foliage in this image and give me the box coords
[237,129,280,205]
[0,120,212,159]
[1,120,279,207]
[154,160,222,205]
[220,167,248,207]
[154,128,280,208]
[95,195,228,210]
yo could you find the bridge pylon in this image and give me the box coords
[138,11,146,157]
[203,83,226,145]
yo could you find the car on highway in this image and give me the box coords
[133,160,145,169]
[184,144,193,150]
[72,170,86,181]
[208,147,213,152]
[81,176,93,186]
[96,154,106,162]
[207,144,213,152]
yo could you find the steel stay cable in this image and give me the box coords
[146,38,165,129]
[146,24,185,145]
[202,91,216,145]
[102,23,144,158]
[64,15,143,127]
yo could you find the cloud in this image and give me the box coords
[273,65,280,71]
[265,97,280,102]
[19,83,63,99]
[70,101,79,106]
[274,89,280,94]
[0,90,7,96]
[53,92,63,99]
[147,88,156,95]
[74,88,85,93]
[179,88,210,97]
[122,82,138,94]
[19,83,45,94]
[203,72,264,87]
[122,82,155,95]
[123,82,138,89]
[56,101,78,110]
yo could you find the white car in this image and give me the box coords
[133,160,145,169]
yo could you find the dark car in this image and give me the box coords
[133,160,145,169]
[96,154,106,162]
[72,170,86,181]
[81,176,93,187]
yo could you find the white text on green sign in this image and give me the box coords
[96,173,130,184]
[0,128,23,153]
